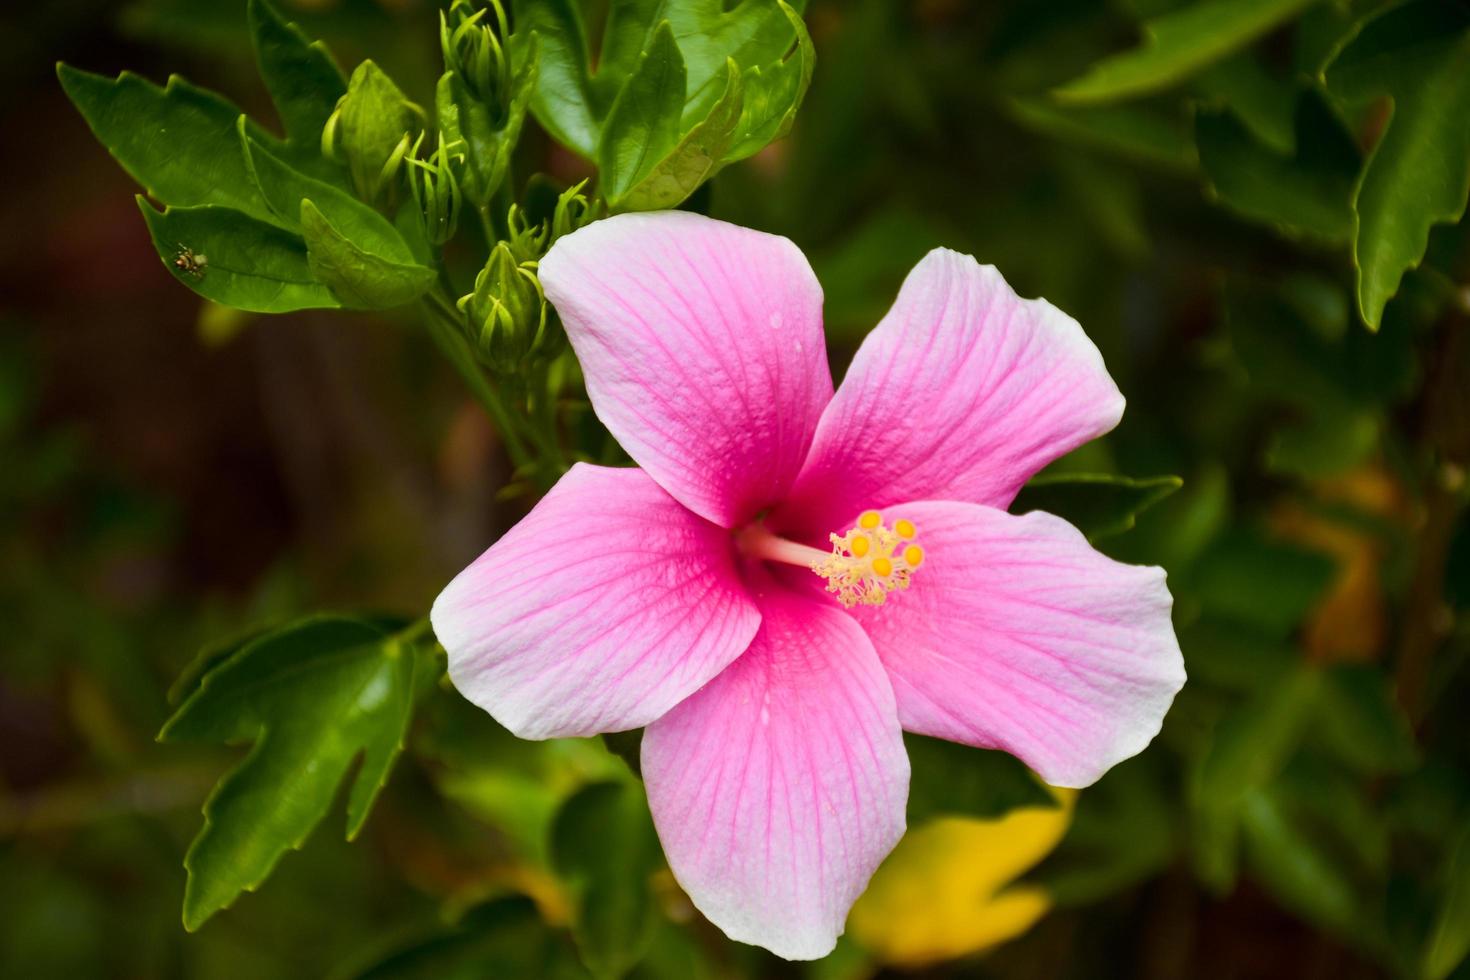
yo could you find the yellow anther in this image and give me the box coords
[811,511,924,608]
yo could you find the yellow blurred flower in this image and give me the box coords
[848,788,1076,968]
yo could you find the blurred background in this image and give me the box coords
[4,0,1469,977]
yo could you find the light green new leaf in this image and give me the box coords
[726,0,815,162]
[241,123,415,263]
[616,59,744,211]
[1054,0,1322,104]
[1425,826,1470,980]
[159,616,418,930]
[137,199,340,312]
[1011,472,1183,542]
[598,21,687,206]
[248,0,345,151]
[1196,86,1361,244]
[300,200,436,309]
[551,781,663,978]
[57,65,278,223]
[1323,0,1470,329]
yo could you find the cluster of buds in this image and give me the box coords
[459,243,560,377]
[506,180,601,263]
[407,134,465,246]
[440,0,514,116]
[322,61,425,206]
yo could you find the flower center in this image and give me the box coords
[736,510,924,608]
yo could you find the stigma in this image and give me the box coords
[813,510,924,608]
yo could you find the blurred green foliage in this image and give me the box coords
[8,0,1470,977]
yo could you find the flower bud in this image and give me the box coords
[407,134,464,246]
[459,243,555,374]
[324,60,425,204]
[440,0,512,112]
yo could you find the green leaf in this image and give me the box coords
[1193,531,1335,636]
[56,65,277,223]
[725,1,815,162]
[1194,667,1319,807]
[159,615,418,930]
[1425,825,1470,980]
[1240,785,1360,933]
[345,896,580,980]
[1011,472,1183,542]
[136,198,341,313]
[1196,86,1362,244]
[248,0,345,158]
[1323,0,1470,328]
[1054,0,1322,104]
[167,625,273,706]
[1312,665,1419,774]
[300,199,436,309]
[598,22,687,206]
[905,733,1057,824]
[514,0,809,160]
[615,59,744,211]
[241,123,415,262]
[1007,97,1198,174]
[551,780,662,979]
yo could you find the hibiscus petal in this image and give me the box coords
[540,211,832,528]
[431,463,761,739]
[850,501,1183,789]
[641,586,909,960]
[776,248,1124,535]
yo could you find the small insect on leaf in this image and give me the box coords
[173,243,208,279]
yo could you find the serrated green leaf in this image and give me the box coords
[159,616,418,930]
[1011,472,1183,542]
[167,624,273,706]
[551,780,662,979]
[1194,53,1296,153]
[241,123,414,262]
[300,199,436,309]
[1054,0,1323,104]
[136,198,341,312]
[57,65,278,223]
[1425,826,1470,980]
[1196,86,1361,244]
[905,733,1057,824]
[248,0,345,159]
[1323,0,1470,329]
[615,58,743,211]
[598,22,687,205]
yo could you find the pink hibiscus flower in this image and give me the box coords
[432,211,1185,959]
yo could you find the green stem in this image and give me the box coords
[420,291,533,470]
